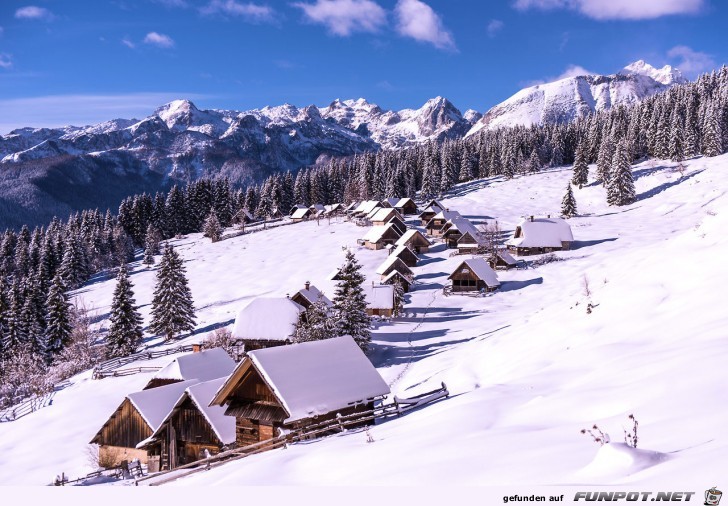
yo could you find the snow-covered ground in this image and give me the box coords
[1,153,727,489]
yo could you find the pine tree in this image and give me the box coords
[607,140,636,206]
[561,183,577,218]
[203,211,223,242]
[332,250,371,352]
[571,141,589,189]
[294,295,336,343]
[149,245,196,341]
[45,274,72,357]
[106,264,144,358]
[143,224,161,266]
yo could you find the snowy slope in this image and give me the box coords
[468,61,686,135]
[0,153,726,487]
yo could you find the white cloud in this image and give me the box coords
[14,6,54,20]
[526,64,594,86]
[668,45,716,77]
[121,37,136,49]
[0,26,4,36]
[0,93,212,134]
[292,0,387,36]
[0,53,12,69]
[394,0,456,51]
[143,32,175,48]
[200,1,276,22]
[487,19,504,38]
[155,0,189,7]
[513,0,705,20]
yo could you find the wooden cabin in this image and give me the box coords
[360,223,403,250]
[232,208,255,225]
[488,249,518,270]
[327,267,344,281]
[324,203,344,217]
[143,348,236,390]
[209,336,390,446]
[375,254,414,281]
[369,207,404,227]
[418,206,440,226]
[231,298,306,351]
[447,258,500,293]
[90,380,197,467]
[388,244,418,268]
[394,198,418,216]
[344,201,361,215]
[363,284,396,317]
[424,199,445,211]
[426,209,463,236]
[395,229,431,253]
[138,378,235,471]
[381,197,401,208]
[442,217,479,249]
[456,231,486,254]
[382,270,412,293]
[268,207,284,220]
[291,207,313,223]
[387,215,407,235]
[289,204,308,216]
[505,216,574,255]
[290,281,333,310]
[352,200,384,218]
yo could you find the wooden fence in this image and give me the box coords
[134,383,448,486]
[92,345,194,379]
[0,391,56,423]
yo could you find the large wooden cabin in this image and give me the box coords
[209,336,390,447]
[395,229,431,253]
[143,348,235,390]
[231,298,306,351]
[360,223,403,250]
[447,258,500,293]
[505,216,574,255]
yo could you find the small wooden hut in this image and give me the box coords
[231,298,306,351]
[442,217,479,249]
[375,254,414,281]
[369,207,404,227]
[382,270,412,293]
[360,223,403,250]
[394,198,418,216]
[447,258,500,293]
[395,229,431,253]
[425,209,462,236]
[209,336,390,446]
[143,348,236,390]
[291,207,313,223]
[290,281,333,310]
[505,216,574,255]
[388,244,418,268]
[363,284,396,316]
[488,249,518,270]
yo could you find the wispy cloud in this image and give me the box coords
[513,0,705,20]
[487,19,504,38]
[526,64,594,86]
[0,26,4,36]
[121,37,136,49]
[274,59,301,69]
[292,0,387,36]
[143,32,175,48]
[200,0,276,22]
[667,45,716,77]
[0,53,12,69]
[15,5,55,20]
[376,80,394,91]
[0,93,212,135]
[155,0,190,7]
[394,0,456,51]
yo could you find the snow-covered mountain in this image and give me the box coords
[467,60,687,136]
[0,97,476,229]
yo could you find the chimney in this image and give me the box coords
[286,293,290,299]
[192,344,201,353]
[547,214,551,218]
[530,215,534,222]
[304,281,310,291]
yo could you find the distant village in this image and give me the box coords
[87,195,574,481]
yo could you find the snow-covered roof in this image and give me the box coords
[384,197,400,207]
[324,203,343,213]
[235,209,254,221]
[293,284,333,307]
[366,206,385,220]
[362,223,400,243]
[431,209,462,222]
[496,249,518,266]
[394,197,416,209]
[392,244,418,261]
[344,201,360,212]
[418,206,440,217]
[310,203,325,212]
[248,336,390,423]
[127,380,199,431]
[151,348,236,383]
[370,207,401,223]
[382,270,410,285]
[363,284,395,310]
[505,217,574,248]
[425,199,444,211]
[375,254,414,276]
[448,258,500,288]
[354,200,383,215]
[445,216,480,237]
[291,207,312,219]
[457,231,486,247]
[396,229,430,247]
[327,267,343,280]
[232,298,304,341]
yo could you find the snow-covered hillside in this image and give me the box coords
[468,61,686,135]
[0,153,726,487]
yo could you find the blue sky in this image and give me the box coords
[0,0,726,133]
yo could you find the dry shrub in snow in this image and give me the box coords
[202,327,237,357]
[624,414,639,448]
[581,424,609,446]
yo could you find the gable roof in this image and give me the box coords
[448,258,500,288]
[150,348,236,384]
[310,203,325,212]
[127,380,199,432]
[291,207,312,219]
[375,254,414,277]
[383,197,401,207]
[142,377,236,448]
[248,336,390,423]
[444,216,480,236]
[232,297,304,342]
[292,284,333,307]
[365,206,385,220]
[496,249,518,266]
[394,197,416,209]
[369,207,402,223]
[363,284,395,310]
[353,200,382,215]
[344,201,360,212]
[424,199,444,211]
[505,217,574,248]
[431,209,462,222]
[362,223,402,243]
[396,229,430,247]
[391,244,418,261]
[382,270,410,286]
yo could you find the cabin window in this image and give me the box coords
[461,268,470,274]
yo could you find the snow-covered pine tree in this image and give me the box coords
[294,295,336,343]
[203,211,223,243]
[561,183,577,218]
[607,140,636,206]
[596,135,614,186]
[149,244,196,342]
[459,146,475,182]
[571,140,589,189]
[45,274,72,357]
[106,264,143,358]
[332,250,371,353]
[702,103,723,157]
[143,224,161,266]
[392,279,405,317]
